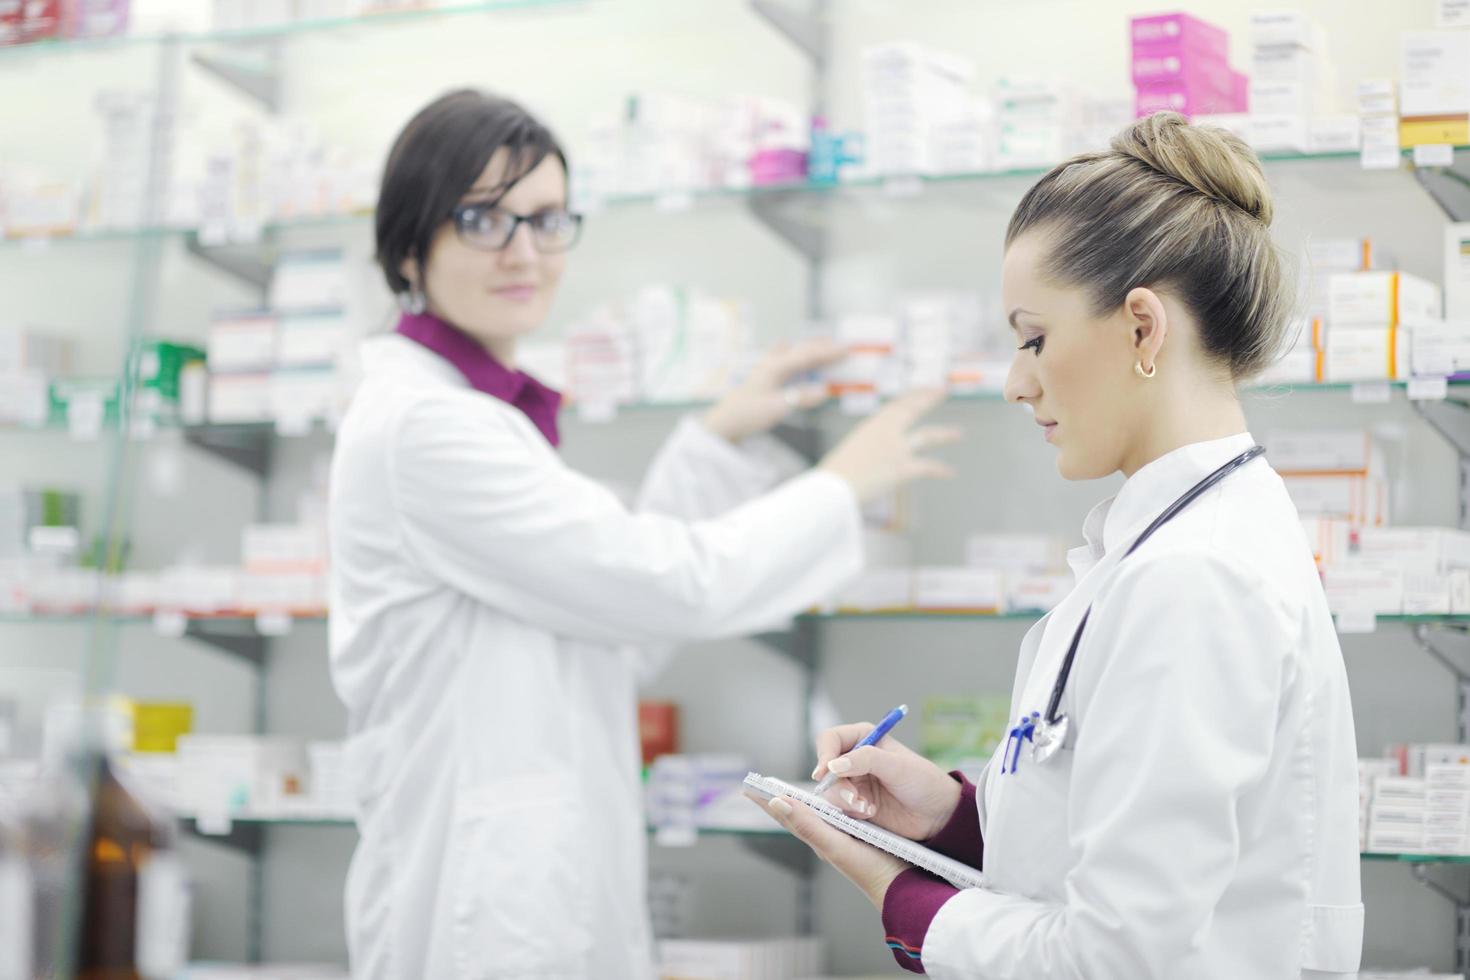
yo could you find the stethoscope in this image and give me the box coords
[1003,444,1267,774]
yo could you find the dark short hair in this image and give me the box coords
[375,89,569,296]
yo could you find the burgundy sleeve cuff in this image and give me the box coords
[919,771,984,869]
[881,867,960,973]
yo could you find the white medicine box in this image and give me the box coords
[1321,326,1411,382]
[1267,429,1376,474]
[1328,271,1442,326]
[276,310,350,368]
[269,249,349,311]
[1249,10,1327,48]
[208,312,278,372]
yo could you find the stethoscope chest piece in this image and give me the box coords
[1031,713,1069,765]
[1002,710,1070,773]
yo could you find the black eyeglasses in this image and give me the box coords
[450,202,584,253]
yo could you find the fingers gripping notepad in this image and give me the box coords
[744,773,985,890]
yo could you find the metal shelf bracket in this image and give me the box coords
[191,41,283,113]
[184,424,274,479]
[749,0,827,67]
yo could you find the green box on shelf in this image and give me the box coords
[137,339,205,401]
[31,488,79,529]
[47,377,121,427]
[922,695,1011,772]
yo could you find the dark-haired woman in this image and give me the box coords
[753,114,1363,979]
[327,89,959,978]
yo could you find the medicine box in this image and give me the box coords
[1268,429,1375,474]
[1328,271,1442,326]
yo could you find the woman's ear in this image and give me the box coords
[1124,286,1169,373]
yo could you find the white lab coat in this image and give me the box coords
[921,432,1363,980]
[327,334,863,979]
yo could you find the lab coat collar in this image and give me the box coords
[397,312,529,404]
[1086,431,1259,558]
[388,312,563,447]
[360,332,469,389]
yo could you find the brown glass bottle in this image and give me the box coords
[74,746,187,979]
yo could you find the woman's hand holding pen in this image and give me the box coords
[745,721,963,911]
[812,722,962,841]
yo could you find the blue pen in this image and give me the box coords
[813,703,908,796]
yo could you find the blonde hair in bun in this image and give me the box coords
[1006,111,1291,380]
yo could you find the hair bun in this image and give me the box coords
[1112,111,1273,225]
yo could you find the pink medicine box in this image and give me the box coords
[1130,12,1230,62]
[1131,50,1235,90]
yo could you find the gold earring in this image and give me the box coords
[1134,361,1156,379]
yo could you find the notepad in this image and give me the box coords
[743,772,985,890]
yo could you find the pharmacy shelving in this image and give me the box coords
[8,1,1470,974]
[181,813,818,882]
[1364,853,1470,866]
[5,376,1470,446]
[179,814,354,862]
[0,0,586,61]
[10,609,1470,630]
[0,143,1463,254]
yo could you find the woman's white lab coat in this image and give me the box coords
[327,334,863,979]
[920,433,1363,979]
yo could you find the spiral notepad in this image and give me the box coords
[743,773,985,890]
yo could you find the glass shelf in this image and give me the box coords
[9,373,1466,442]
[182,813,353,826]
[950,378,1470,403]
[803,610,1044,622]
[649,830,1470,863]
[1245,379,1470,396]
[649,824,786,839]
[0,0,583,61]
[0,612,98,624]
[806,611,1470,626]
[1361,851,1470,865]
[0,612,327,625]
[3,145,1459,252]
[5,609,1469,629]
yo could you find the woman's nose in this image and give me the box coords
[1004,353,1039,405]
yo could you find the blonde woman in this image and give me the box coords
[753,113,1363,979]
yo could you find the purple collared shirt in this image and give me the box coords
[396,311,563,447]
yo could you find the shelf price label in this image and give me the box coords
[654,826,698,848]
[255,612,293,636]
[1414,144,1455,169]
[153,610,188,638]
[198,223,230,247]
[1350,382,1392,404]
[67,393,104,441]
[1360,116,1401,171]
[655,191,694,213]
[1336,609,1378,634]
[1409,376,1450,402]
[231,220,264,244]
[577,401,618,424]
[839,391,881,416]
[274,412,313,438]
[195,812,233,837]
[883,176,923,198]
